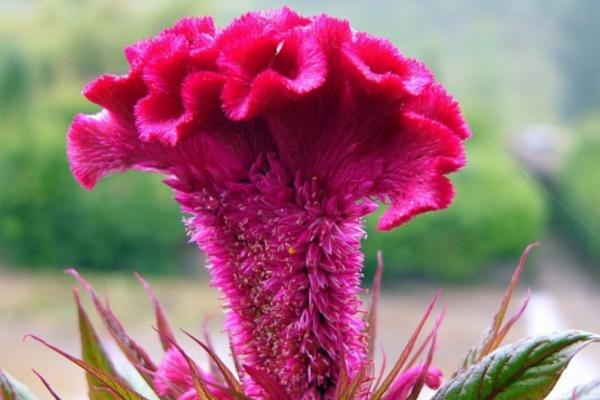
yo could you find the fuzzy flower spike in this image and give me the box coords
[67,8,469,399]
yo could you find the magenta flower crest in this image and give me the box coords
[67,7,469,399]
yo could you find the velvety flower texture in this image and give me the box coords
[67,8,469,399]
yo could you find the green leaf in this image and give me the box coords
[564,378,600,399]
[0,370,38,400]
[74,288,118,400]
[433,330,600,400]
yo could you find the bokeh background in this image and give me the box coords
[1,0,599,398]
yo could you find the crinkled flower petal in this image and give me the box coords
[134,34,193,145]
[219,28,327,120]
[125,16,216,72]
[404,83,472,140]
[342,32,433,97]
[129,18,218,146]
[217,7,310,49]
[67,111,159,189]
[82,72,147,122]
[162,16,217,47]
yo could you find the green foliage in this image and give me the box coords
[0,0,562,278]
[555,0,600,120]
[0,1,202,274]
[558,118,600,266]
[433,330,600,399]
[75,289,118,400]
[363,142,547,282]
[0,41,31,114]
[0,116,186,273]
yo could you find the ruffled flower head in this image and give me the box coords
[67,7,469,399]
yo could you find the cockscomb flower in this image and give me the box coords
[67,7,469,399]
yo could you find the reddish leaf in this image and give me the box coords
[227,331,243,378]
[156,331,248,400]
[490,288,531,351]
[66,270,157,387]
[344,365,369,400]
[372,291,441,399]
[135,272,177,352]
[405,308,444,400]
[567,378,600,399]
[367,251,384,361]
[458,242,539,371]
[182,330,244,394]
[243,365,291,400]
[27,335,146,400]
[334,351,370,400]
[32,370,62,400]
[169,342,218,400]
[371,346,387,394]
[201,317,224,385]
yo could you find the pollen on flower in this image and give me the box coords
[66,6,469,399]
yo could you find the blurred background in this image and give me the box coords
[0,0,599,398]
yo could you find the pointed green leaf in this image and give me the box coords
[433,330,600,400]
[74,288,118,400]
[0,370,38,400]
[564,378,600,399]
